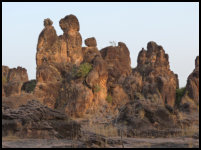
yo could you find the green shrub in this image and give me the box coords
[21,80,37,93]
[76,63,92,78]
[2,76,7,86]
[175,87,186,106]
[106,94,113,103]
[93,84,101,93]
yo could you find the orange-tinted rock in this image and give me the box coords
[100,42,132,85]
[7,67,28,82]
[83,44,108,104]
[35,15,83,108]
[4,82,24,97]
[36,18,58,67]
[180,56,199,112]
[131,41,178,107]
[85,37,97,47]
[2,66,28,97]
[59,14,83,65]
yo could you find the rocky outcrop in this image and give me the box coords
[99,42,132,109]
[59,14,83,65]
[2,100,81,139]
[55,37,108,117]
[180,56,199,112]
[84,37,97,47]
[100,42,132,86]
[35,15,83,108]
[124,42,179,107]
[185,56,199,104]
[2,66,29,97]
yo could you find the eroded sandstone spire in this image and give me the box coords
[124,41,179,107]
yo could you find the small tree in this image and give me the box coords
[76,62,93,78]
[109,41,117,47]
[175,87,186,107]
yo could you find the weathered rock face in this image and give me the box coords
[55,37,108,117]
[83,38,108,103]
[2,100,81,139]
[115,98,181,137]
[180,56,199,112]
[186,56,199,104]
[99,42,132,109]
[100,42,132,86]
[2,66,29,97]
[84,37,97,47]
[35,15,83,108]
[126,41,179,107]
[59,14,83,65]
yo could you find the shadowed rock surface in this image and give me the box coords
[2,100,81,139]
[125,42,179,108]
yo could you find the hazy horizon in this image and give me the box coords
[2,2,199,87]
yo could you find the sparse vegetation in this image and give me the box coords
[175,87,186,106]
[75,63,93,78]
[106,94,113,103]
[93,84,101,93]
[21,80,37,93]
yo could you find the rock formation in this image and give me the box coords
[2,66,28,97]
[2,100,81,139]
[186,56,199,104]
[180,56,199,112]
[100,42,132,86]
[100,42,132,108]
[35,15,83,109]
[2,14,199,142]
[124,41,179,108]
[116,99,180,137]
[55,37,108,117]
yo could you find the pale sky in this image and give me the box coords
[2,2,199,87]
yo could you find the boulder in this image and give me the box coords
[85,37,97,47]
[2,100,81,139]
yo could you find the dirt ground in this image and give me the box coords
[2,136,199,148]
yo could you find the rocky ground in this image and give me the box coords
[2,137,199,148]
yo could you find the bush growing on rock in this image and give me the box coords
[76,62,93,78]
[175,87,186,106]
[21,80,37,93]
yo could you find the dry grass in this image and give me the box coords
[83,123,119,137]
[2,135,20,141]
